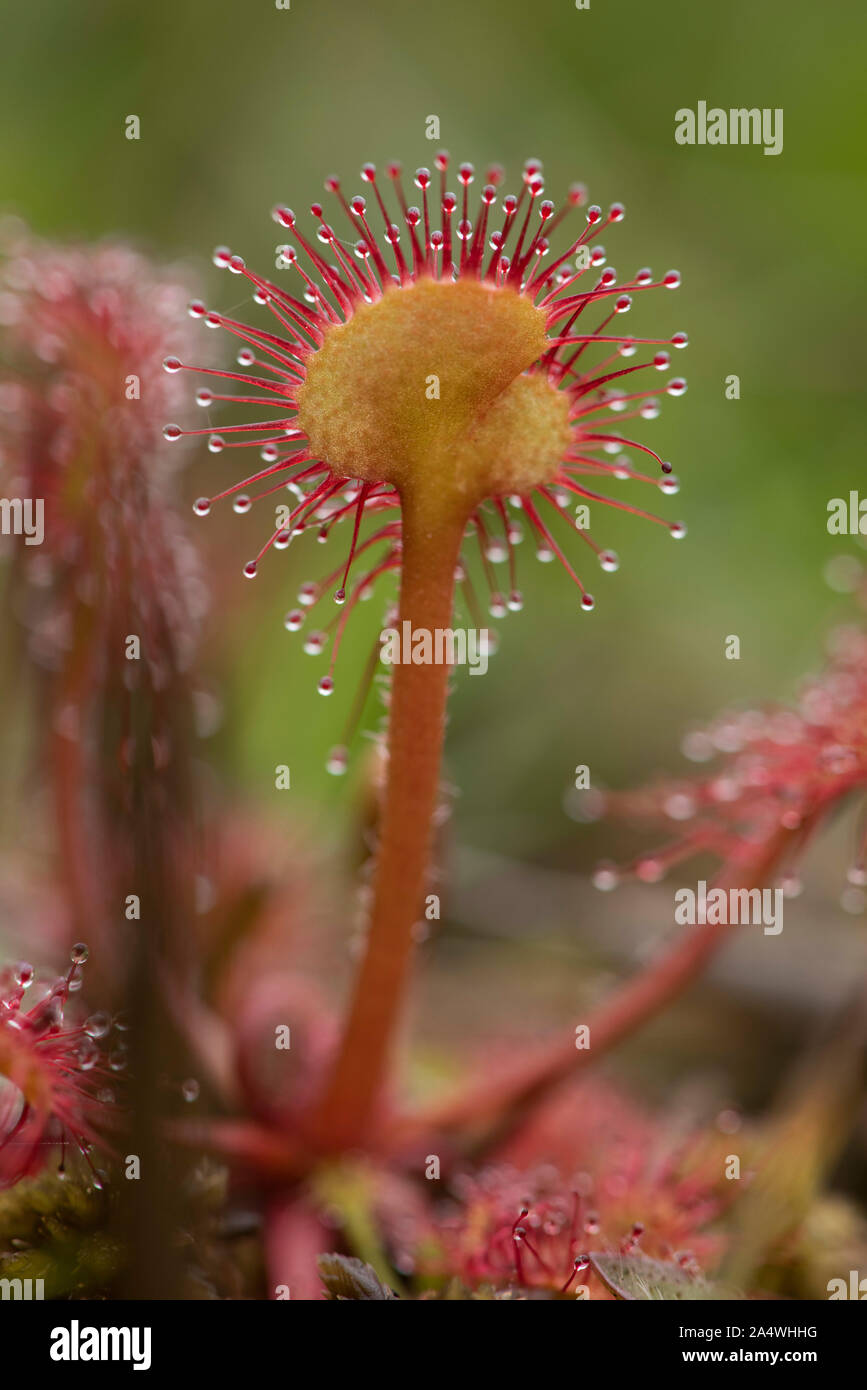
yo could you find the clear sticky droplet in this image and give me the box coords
[592,863,619,892]
[326,746,348,776]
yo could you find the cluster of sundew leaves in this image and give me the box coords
[0,946,125,1190]
[316,1250,732,1301]
[423,1166,719,1299]
[162,156,688,769]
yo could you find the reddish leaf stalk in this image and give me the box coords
[311,489,468,1150]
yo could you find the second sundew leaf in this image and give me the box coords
[317,1253,398,1300]
[589,1252,742,1301]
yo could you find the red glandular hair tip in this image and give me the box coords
[0,946,120,1188]
[165,156,687,718]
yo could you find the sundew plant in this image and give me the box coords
[165,154,688,1156]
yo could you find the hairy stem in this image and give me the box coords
[311,489,467,1151]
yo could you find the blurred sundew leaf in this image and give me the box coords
[589,1253,740,1302]
[721,981,867,1290]
[317,1253,398,1300]
[778,1195,867,1301]
[312,1162,405,1294]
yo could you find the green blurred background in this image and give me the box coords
[2,0,866,1109]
